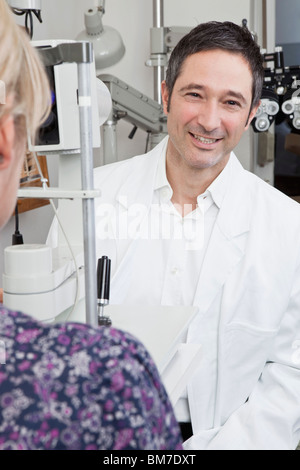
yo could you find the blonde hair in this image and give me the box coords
[0,0,51,141]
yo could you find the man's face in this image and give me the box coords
[162,49,259,174]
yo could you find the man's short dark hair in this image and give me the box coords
[165,21,264,112]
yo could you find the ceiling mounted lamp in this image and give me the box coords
[76,1,125,73]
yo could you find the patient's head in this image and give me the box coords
[0,0,50,230]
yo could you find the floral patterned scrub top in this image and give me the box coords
[0,307,183,450]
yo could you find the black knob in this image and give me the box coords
[97,256,111,303]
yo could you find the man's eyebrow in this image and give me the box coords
[178,83,205,93]
[178,83,248,105]
[225,90,248,105]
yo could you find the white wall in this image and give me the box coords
[0,0,252,282]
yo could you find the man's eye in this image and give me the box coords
[227,100,240,107]
[187,93,201,98]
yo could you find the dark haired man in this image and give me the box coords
[50,21,300,450]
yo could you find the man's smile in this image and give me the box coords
[189,132,223,147]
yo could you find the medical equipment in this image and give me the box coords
[252,47,300,133]
[252,89,280,132]
[281,86,300,131]
[7,0,42,37]
[97,255,112,326]
[3,40,103,327]
[76,1,125,72]
[7,0,40,7]
[35,43,101,152]
[98,74,167,164]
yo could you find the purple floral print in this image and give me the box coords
[0,307,182,450]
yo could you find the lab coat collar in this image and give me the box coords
[215,153,252,239]
[154,140,170,193]
[207,153,233,210]
[115,136,169,210]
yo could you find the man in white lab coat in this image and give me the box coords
[52,21,300,449]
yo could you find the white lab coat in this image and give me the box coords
[49,137,300,449]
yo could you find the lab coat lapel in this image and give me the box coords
[192,156,252,317]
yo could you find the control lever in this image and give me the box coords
[97,256,112,326]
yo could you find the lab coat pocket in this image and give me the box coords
[220,322,278,419]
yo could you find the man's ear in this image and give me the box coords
[0,115,15,170]
[161,81,170,115]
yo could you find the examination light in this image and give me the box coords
[76,1,125,73]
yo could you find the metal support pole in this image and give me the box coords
[102,108,118,164]
[153,0,165,104]
[153,0,164,28]
[78,58,98,328]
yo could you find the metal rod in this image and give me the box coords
[262,0,267,49]
[153,0,165,104]
[78,59,98,328]
[153,0,164,28]
[153,63,164,105]
[102,108,118,164]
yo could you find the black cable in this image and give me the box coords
[32,9,42,23]
[11,8,26,16]
[11,8,42,39]
[25,10,33,38]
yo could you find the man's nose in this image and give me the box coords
[198,100,221,133]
